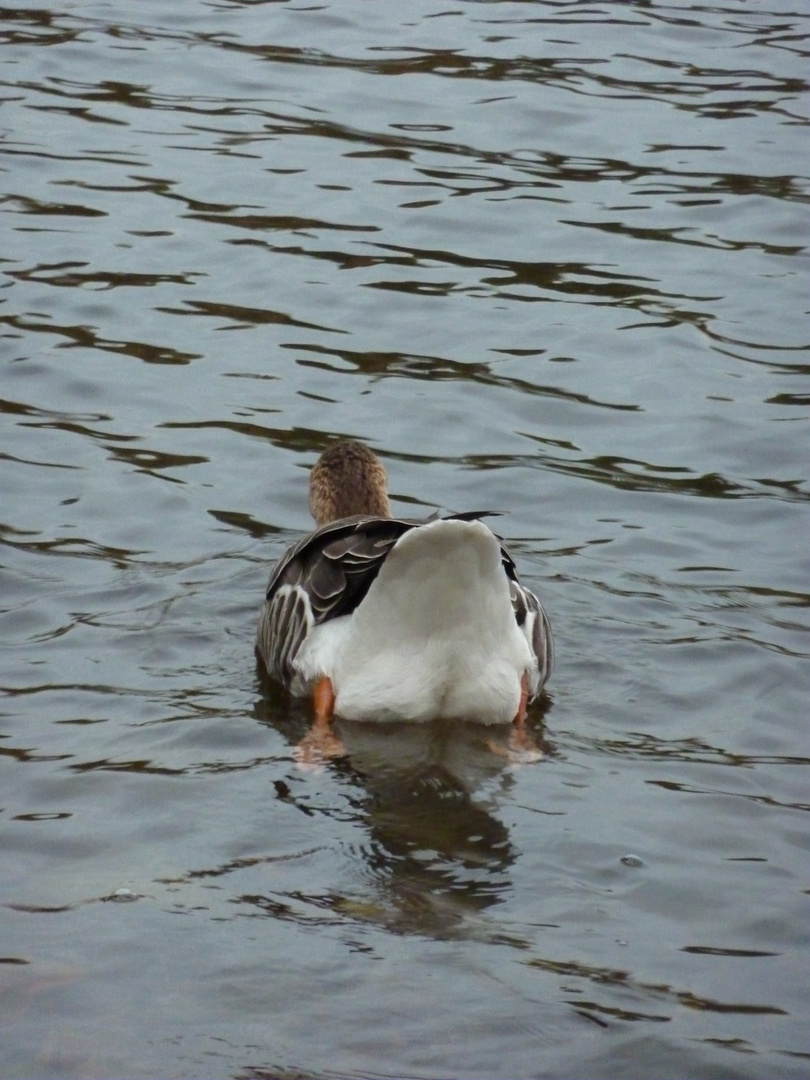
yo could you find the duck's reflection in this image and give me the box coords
[255,677,553,939]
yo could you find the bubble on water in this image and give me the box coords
[620,854,644,868]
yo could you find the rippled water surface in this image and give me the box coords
[2,1,809,1077]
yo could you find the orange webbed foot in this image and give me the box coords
[294,677,347,769]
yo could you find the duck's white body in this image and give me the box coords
[292,519,538,723]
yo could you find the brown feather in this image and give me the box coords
[309,440,391,526]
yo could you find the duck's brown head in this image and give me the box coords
[309,440,392,527]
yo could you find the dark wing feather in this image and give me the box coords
[258,515,416,685]
[256,581,312,685]
[503,546,554,696]
[266,516,415,620]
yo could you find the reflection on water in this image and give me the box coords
[1,0,808,1077]
[254,695,553,939]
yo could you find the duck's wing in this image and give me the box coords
[257,515,415,686]
[501,546,554,696]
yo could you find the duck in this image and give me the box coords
[256,440,553,760]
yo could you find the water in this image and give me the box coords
[1,1,808,1077]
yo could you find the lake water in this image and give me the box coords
[1,1,808,1077]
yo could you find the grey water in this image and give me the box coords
[1,2,808,1077]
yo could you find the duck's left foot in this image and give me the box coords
[294,719,347,768]
[294,677,347,769]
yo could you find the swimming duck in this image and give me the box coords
[256,440,553,759]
